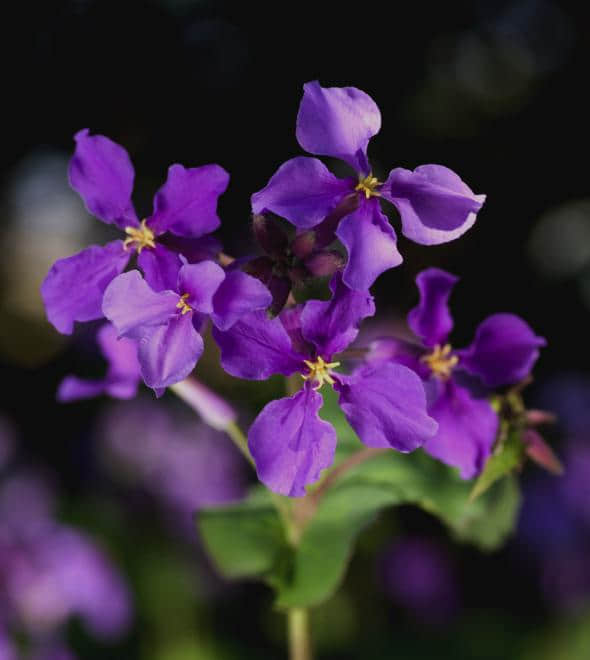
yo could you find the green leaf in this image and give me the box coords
[275,481,398,608]
[274,450,521,608]
[469,431,525,500]
[197,489,287,580]
[339,450,521,551]
[199,400,521,610]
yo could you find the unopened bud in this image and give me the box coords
[244,255,274,284]
[170,378,237,431]
[304,250,345,277]
[268,276,292,316]
[252,214,288,258]
[291,231,316,259]
[523,429,564,475]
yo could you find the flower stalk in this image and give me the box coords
[288,608,312,660]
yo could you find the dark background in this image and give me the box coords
[1,1,589,658]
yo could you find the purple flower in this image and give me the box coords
[41,129,227,334]
[252,81,485,291]
[381,537,460,624]
[368,268,546,478]
[214,274,437,496]
[57,324,141,402]
[0,472,132,645]
[99,399,247,526]
[0,627,17,660]
[103,261,271,392]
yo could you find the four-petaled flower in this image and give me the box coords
[251,81,486,291]
[41,129,228,334]
[368,268,547,478]
[214,274,437,496]
[103,260,271,393]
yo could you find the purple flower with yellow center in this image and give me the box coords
[41,129,228,334]
[103,260,271,393]
[57,323,141,402]
[251,81,485,291]
[213,274,437,496]
[368,268,546,478]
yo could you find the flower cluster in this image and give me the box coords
[42,81,546,497]
[0,470,131,657]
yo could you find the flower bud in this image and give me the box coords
[252,214,288,258]
[304,250,345,277]
[291,231,316,259]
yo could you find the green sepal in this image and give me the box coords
[469,430,525,501]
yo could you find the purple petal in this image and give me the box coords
[384,165,485,245]
[296,80,381,174]
[57,376,112,402]
[251,157,353,229]
[408,268,459,347]
[97,323,141,381]
[337,198,402,291]
[148,163,229,237]
[279,306,313,355]
[335,363,437,452]
[300,273,375,358]
[177,260,226,314]
[102,270,179,338]
[58,324,141,402]
[212,310,303,380]
[211,270,272,331]
[137,313,204,390]
[425,381,498,479]
[41,241,130,335]
[68,129,138,228]
[366,337,430,378]
[457,313,546,387]
[137,243,183,292]
[248,385,337,496]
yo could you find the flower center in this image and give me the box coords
[355,174,381,199]
[176,293,193,315]
[123,219,156,253]
[301,356,341,390]
[420,344,458,380]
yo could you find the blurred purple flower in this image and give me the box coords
[41,129,226,334]
[0,472,132,649]
[381,537,460,624]
[252,81,485,290]
[0,626,17,660]
[215,273,437,496]
[98,398,247,525]
[368,267,545,478]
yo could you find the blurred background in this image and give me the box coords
[1,0,590,657]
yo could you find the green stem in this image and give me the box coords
[288,608,312,660]
[225,421,255,467]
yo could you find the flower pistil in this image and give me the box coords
[176,293,192,315]
[355,174,381,199]
[302,356,341,390]
[123,219,156,253]
[421,344,458,380]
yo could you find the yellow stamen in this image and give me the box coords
[176,293,192,315]
[420,344,458,380]
[301,356,341,390]
[355,174,381,199]
[123,219,156,253]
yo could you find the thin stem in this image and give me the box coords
[288,608,312,660]
[225,421,255,467]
